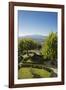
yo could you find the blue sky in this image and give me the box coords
[18,10,57,37]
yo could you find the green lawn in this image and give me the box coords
[32,68,51,78]
[18,68,33,79]
[18,67,51,79]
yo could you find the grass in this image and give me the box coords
[18,68,33,79]
[32,68,51,78]
[18,67,51,79]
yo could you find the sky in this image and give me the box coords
[18,10,57,37]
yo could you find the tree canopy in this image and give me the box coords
[41,32,57,61]
[18,38,39,56]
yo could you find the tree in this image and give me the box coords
[41,32,57,62]
[18,38,38,56]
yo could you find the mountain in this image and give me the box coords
[19,35,47,43]
[22,35,45,39]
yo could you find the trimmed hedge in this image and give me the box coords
[19,63,53,73]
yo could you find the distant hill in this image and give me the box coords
[19,35,47,43]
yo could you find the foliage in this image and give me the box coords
[41,32,57,61]
[18,38,39,56]
[18,33,58,79]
